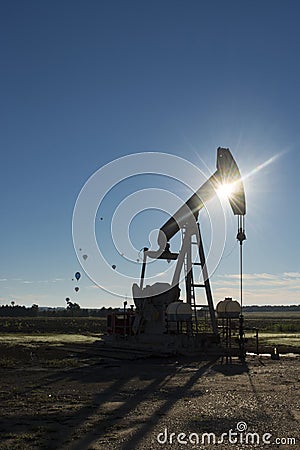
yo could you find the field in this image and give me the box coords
[243,310,300,332]
[0,313,299,449]
[0,317,107,335]
[242,311,300,354]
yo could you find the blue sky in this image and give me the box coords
[0,0,299,307]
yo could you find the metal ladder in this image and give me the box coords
[182,223,217,335]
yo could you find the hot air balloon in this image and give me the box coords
[75,287,79,292]
[112,264,116,270]
[82,254,88,260]
[75,272,81,281]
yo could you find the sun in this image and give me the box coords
[216,182,235,199]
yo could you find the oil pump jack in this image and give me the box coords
[107,148,246,354]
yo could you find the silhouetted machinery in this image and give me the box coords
[106,148,246,354]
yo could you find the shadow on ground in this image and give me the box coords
[1,341,239,449]
[4,342,287,450]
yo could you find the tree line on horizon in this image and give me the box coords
[0,303,122,317]
[0,302,299,317]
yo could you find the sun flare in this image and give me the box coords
[216,182,235,199]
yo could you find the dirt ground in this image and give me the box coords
[0,342,299,450]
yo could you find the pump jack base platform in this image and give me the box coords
[102,332,221,359]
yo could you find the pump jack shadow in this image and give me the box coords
[211,361,249,376]
[67,356,218,450]
[1,342,277,450]
[0,350,222,450]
